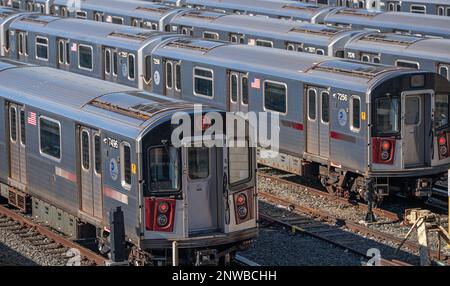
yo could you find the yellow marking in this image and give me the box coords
[131,163,137,174]
[361,111,366,121]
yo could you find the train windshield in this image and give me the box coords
[435,93,449,129]
[148,146,181,191]
[375,97,400,134]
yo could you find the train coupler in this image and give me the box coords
[195,249,218,266]
[414,178,433,197]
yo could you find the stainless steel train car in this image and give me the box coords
[382,0,450,16]
[0,58,258,265]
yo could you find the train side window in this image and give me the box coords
[438,6,445,16]
[18,33,23,55]
[321,91,330,124]
[373,56,381,64]
[128,54,135,80]
[78,45,93,71]
[230,34,238,43]
[316,49,325,55]
[94,134,101,175]
[39,116,61,161]
[94,12,103,21]
[203,31,219,40]
[35,36,48,61]
[5,29,9,52]
[188,147,210,180]
[230,73,238,103]
[193,67,214,98]
[361,55,370,62]
[58,40,64,64]
[9,106,17,142]
[410,5,426,14]
[131,19,139,27]
[256,39,273,48]
[113,51,118,76]
[242,76,249,105]
[396,60,419,69]
[111,16,123,25]
[396,4,401,11]
[175,63,181,91]
[350,96,361,132]
[65,42,70,64]
[148,146,181,192]
[20,109,25,145]
[120,142,132,189]
[105,50,111,74]
[439,64,449,80]
[228,138,251,186]
[388,3,394,11]
[144,56,152,83]
[166,62,173,89]
[308,89,317,121]
[76,11,87,19]
[447,7,450,16]
[81,130,90,171]
[286,43,295,51]
[264,81,287,114]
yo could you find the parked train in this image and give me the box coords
[0,58,258,265]
[1,12,449,204]
[2,0,450,38]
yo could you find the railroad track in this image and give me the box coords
[258,190,449,265]
[233,254,261,266]
[0,204,107,266]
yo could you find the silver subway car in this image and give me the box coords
[0,59,257,265]
[382,0,450,16]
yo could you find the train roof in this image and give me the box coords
[0,6,32,20]
[11,14,172,50]
[156,38,410,92]
[346,33,450,62]
[0,60,196,138]
[52,0,185,20]
[324,9,450,37]
[171,11,353,44]
[396,0,450,4]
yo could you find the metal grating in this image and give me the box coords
[108,31,153,41]
[20,15,53,25]
[282,4,320,11]
[135,6,171,13]
[335,9,381,17]
[290,26,345,36]
[89,99,151,120]
[312,60,392,79]
[360,33,421,46]
[165,39,223,52]
[182,10,224,20]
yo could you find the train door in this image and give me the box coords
[401,92,426,167]
[186,146,219,233]
[79,126,103,219]
[103,47,118,83]
[163,59,181,98]
[228,71,249,113]
[306,87,330,158]
[56,38,70,71]
[7,103,26,184]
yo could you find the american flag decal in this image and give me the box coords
[27,112,36,126]
[251,78,260,89]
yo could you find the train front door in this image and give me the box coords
[401,92,426,167]
[228,71,249,113]
[306,87,330,158]
[79,126,103,219]
[186,146,219,233]
[7,102,26,185]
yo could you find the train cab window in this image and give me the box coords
[396,60,419,69]
[20,110,25,145]
[166,62,173,89]
[128,54,135,80]
[9,107,17,142]
[351,96,361,131]
[78,45,93,70]
[120,142,132,189]
[256,39,273,48]
[39,116,61,160]
[203,31,219,40]
[321,91,330,124]
[264,81,287,114]
[230,74,238,103]
[105,49,111,74]
[435,94,449,129]
[81,130,90,170]
[375,97,399,134]
[228,139,251,186]
[35,36,48,61]
[76,11,87,19]
[175,63,181,91]
[144,56,152,83]
[439,64,449,80]
[242,76,249,105]
[194,67,214,98]
[188,147,210,180]
[111,16,124,25]
[94,134,101,175]
[148,146,181,192]
[410,5,426,14]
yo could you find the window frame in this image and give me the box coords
[187,147,211,180]
[35,36,49,61]
[438,6,445,16]
[241,75,249,106]
[255,39,273,48]
[438,64,450,80]
[147,145,182,194]
[77,44,93,71]
[175,62,181,91]
[410,4,426,14]
[202,31,219,40]
[93,133,102,176]
[76,10,87,19]
[20,109,26,146]
[321,90,330,125]
[193,67,214,99]
[228,138,253,187]
[307,88,317,121]
[144,55,152,84]
[166,61,173,90]
[395,59,420,69]
[230,73,238,103]
[350,95,361,133]
[111,16,124,25]
[316,49,325,55]
[80,129,90,171]
[127,53,135,80]
[263,80,288,115]
[104,49,111,74]
[120,141,132,190]
[9,106,17,143]
[38,115,62,162]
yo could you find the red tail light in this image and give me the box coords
[372,138,395,164]
[234,189,254,225]
[438,132,449,159]
[145,198,176,232]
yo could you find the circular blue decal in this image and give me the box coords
[110,158,119,181]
